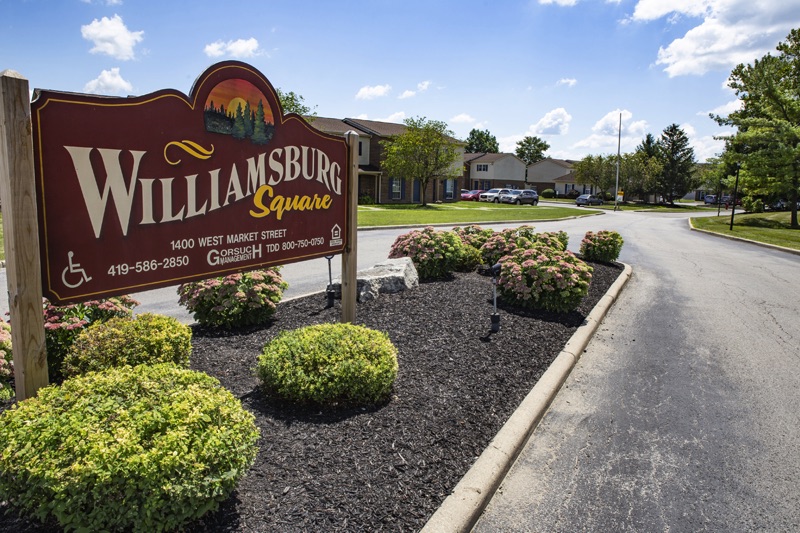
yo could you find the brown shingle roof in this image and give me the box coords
[465,152,523,164]
[343,118,408,137]
[308,116,372,138]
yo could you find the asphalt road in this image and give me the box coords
[474,211,800,531]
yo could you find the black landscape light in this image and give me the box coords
[325,255,335,308]
[729,163,741,231]
[490,262,501,333]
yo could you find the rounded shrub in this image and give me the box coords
[479,226,536,265]
[531,230,569,251]
[388,226,466,280]
[177,268,288,328]
[742,196,764,213]
[579,230,624,263]
[453,224,494,251]
[257,323,398,408]
[540,188,555,198]
[497,245,593,312]
[0,320,13,400]
[43,295,139,383]
[0,363,259,532]
[62,313,192,378]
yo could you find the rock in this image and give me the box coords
[331,257,419,302]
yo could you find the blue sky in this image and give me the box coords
[2,0,799,162]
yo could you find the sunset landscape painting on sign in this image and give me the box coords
[204,78,275,144]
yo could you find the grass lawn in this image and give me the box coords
[544,197,714,212]
[691,211,800,251]
[357,201,596,226]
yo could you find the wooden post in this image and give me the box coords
[341,131,359,323]
[0,70,48,400]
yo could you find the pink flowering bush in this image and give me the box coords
[43,295,139,382]
[532,231,569,251]
[0,321,13,400]
[453,225,494,251]
[580,230,624,263]
[479,226,536,265]
[178,268,288,328]
[497,244,593,312]
[388,227,468,280]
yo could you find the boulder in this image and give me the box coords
[331,257,419,302]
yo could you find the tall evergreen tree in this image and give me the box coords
[232,103,247,139]
[243,101,254,138]
[251,100,270,145]
[656,124,697,204]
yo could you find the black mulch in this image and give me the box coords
[0,261,623,533]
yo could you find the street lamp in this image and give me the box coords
[729,163,741,231]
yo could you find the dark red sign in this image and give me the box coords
[31,61,348,304]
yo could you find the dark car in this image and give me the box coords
[499,189,539,205]
[575,194,603,206]
[461,189,485,201]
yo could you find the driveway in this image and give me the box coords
[474,211,800,531]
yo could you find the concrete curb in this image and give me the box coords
[420,262,633,533]
[688,219,800,256]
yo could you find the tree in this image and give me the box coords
[573,154,617,195]
[276,88,316,118]
[713,29,800,227]
[232,103,247,140]
[620,150,662,200]
[515,136,550,166]
[380,117,463,207]
[251,100,271,145]
[655,124,697,204]
[465,128,499,153]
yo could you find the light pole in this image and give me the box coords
[729,163,741,231]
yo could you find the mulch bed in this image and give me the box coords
[0,261,623,533]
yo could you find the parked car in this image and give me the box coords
[575,194,603,206]
[479,188,511,202]
[499,189,539,205]
[720,195,742,206]
[703,194,718,205]
[461,189,485,201]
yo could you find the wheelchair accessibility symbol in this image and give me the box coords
[62,251,92,289]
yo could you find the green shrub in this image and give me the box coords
[580,230,624,263]
[358,194,375,205]
[0,363,259,532]
[257,323,398,408]
[177,268,288,328]
[742,196,764,213]
[541,188,555,198]
[63,313,192,378]
[43,296,139,383]
[388,227,466,280]
[0,320,13,400]
[531,230,569,251]
[497,245,593,312]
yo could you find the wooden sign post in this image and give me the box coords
[0,70,48,400]
[341,131,359,323]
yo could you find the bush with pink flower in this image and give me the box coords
[388,227,469,280]
[453,224,494,251]
[177,268,288,328]
[580,230,624,263]
[43,295,139,382]
[0,321,13,400]
[497,244,593,313]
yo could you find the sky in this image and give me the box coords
[2,0,800,163]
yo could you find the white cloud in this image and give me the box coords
[84,67,132,95]
[530,107,572,135]
[539,0,578,6]
[81,14,143,60]
[572,109,649,154]
[397,80,431,100]
[204,38,261,58]
[450,113,476,124]
[681,122,726,161]
[557,78,577,87]
[377,111,406,123]
[701,99,742,117]
[629,0,800,76]
[355,84,391,100]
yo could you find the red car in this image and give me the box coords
[461,189,485,201]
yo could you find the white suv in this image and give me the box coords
[479,188,510,202]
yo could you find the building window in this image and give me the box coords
[358,141,363,156]
[477,164,488,172]
[444,179,454,199]
[391,178,403,200]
